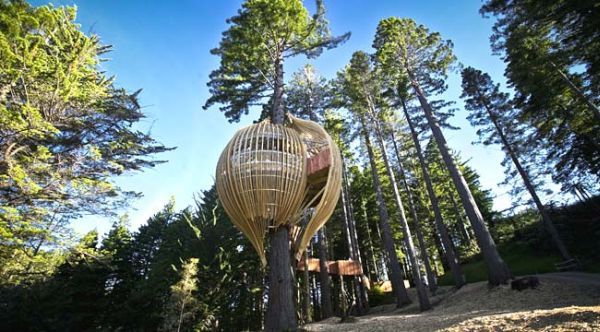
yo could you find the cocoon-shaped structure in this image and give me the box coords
[216,115,342,265]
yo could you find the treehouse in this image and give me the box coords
[215,114,342,265]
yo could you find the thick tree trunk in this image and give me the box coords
[360,116,411,307]
[369,116,431,310]
[401,100,466,288]
[317,229,333,319]
[265,227,297,331]
[265,54,297,331]
[390,131,438,293]
[477,93,573,261]
[410,79,511,285]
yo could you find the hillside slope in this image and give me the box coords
[302,273,600,331]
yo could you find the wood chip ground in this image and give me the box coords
[302,275,600,331]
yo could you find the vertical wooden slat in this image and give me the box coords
[215,116,341,266]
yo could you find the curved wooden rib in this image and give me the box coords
[216,116,342,266]
[215,120,307,265]
[288,115,343,261]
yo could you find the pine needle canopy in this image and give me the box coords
[216,115,342,265]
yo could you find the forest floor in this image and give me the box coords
[301,272,600,331]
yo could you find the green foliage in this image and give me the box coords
[336,51,379,116]
[367,284,395,307]
[286,64,332,122]
[0,230,111,331]
[423,139,495,225]
[481,0,600,96]
[373,17,455,95]
[348,166,387,281]
[204,0,349,122]
[461,67,541,205]
[439,194,600,284]
[159,258,203,332]
[0,1,172,284]
[0,186,265,331]
[438,243,560,286]
[461,67,516,148]
[481,0,600,192]
[2,1,599,329]
[546,195,600,271]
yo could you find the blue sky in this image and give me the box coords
[33,0,534,236]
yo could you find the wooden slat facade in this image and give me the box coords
[215,115,343,266]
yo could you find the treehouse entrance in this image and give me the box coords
[306,148,332,207]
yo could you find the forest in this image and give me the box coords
[0,0,599,331]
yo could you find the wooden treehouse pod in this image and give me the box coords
[215,114,342,265]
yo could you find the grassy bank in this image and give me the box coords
[438,243,561,286]
[438,195,600,285]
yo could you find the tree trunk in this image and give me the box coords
[360,115,411,307]
[548,60,600,123]
[362,201,380,281]
[370,116,431,310]
[310,267,318,319]
[372,211,389,279]
[265,227,297,331]
[477,92,573,261]
[272,53,285,124]
[339,275,348,318]
[264,55,297,331]
[317,228,333,319]
[430,220,448,273]
[390,131,438,293]
[177,299,186,332]
[256,278,264,331]
[449,190,471,244]
[401,100,466,288]
[340,160,368,313]
[303,251,311,323]
[410,78,511,285]
[432,254,440,276]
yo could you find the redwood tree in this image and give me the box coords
[373,18,511,285]
[204,0,349,329]
[461,66,573,262]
